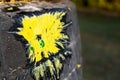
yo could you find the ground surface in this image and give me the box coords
[78,12,120,80]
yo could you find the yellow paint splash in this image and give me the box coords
[17,12,68,63]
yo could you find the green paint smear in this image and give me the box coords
[39,40,45,48]
[29,46,34,51]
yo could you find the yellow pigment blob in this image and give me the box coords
[17,12,68,63]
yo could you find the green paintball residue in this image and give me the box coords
[39,40,45,48]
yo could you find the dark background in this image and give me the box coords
[71,0,120,80]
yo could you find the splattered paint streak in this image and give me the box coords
[12,8,72,80]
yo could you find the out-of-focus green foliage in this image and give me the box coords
[98,0,114,10]
[114,0,120,11]
[78,12,120,80]
[71,0,120,12]
[88,0,98,7]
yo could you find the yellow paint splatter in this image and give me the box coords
[17,12,68,63]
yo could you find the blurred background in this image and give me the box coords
[71,0,120,80]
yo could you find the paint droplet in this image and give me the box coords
[77,64,81,68]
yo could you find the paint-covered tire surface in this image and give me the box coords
[0,1,82,80]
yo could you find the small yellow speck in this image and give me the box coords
[77,64,81,68]
[7,7,13,11]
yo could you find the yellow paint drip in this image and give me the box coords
[45,60,55,76]
[54,58,62,79]
[17,12,67,63]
